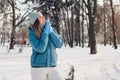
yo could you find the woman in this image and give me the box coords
[28,12,64,80]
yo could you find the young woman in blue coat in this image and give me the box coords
[28,12,63,80]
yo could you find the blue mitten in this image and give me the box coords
[43,20,53,35]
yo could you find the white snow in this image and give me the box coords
[0,45,120,80]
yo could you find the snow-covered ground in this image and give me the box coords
[0,45,120,80]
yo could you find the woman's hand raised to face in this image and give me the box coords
[43,20,53,35]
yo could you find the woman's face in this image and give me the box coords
[38,15,45,28]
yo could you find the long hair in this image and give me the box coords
[32,19,41,38]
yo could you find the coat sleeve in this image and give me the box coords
[28,29,49,53]
[50,29,63,48]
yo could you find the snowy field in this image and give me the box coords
[0,45,120,80]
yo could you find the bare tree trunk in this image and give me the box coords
[78,0,81,46]
[1,12,7,46]
[78,16,81,47]
[87,0,97,54]
[66,9,70,46]
[82,0,84,48]
[75,14,81,46]
[75,17,78,46]
[70,3,74,48]
[9,0,16,49]
[1,32,5,46]
[75,12,81,46]
[62,8,68,46]
[110,0,117,49]
[103,0,107,46]
[67,7,71,46]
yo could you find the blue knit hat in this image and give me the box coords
[28,12,43,25]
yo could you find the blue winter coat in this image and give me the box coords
[28,27,63,67]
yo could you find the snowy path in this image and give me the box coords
[0,45,120,80]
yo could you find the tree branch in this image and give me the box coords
[7,0,13,6]
[15,10,28,27]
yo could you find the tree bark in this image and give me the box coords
[110,0,117,49]
[103,0,107,46]
[87,0,97,54]
[9,0,16,49]
[70,3,74,48]
[82,0,84,48]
